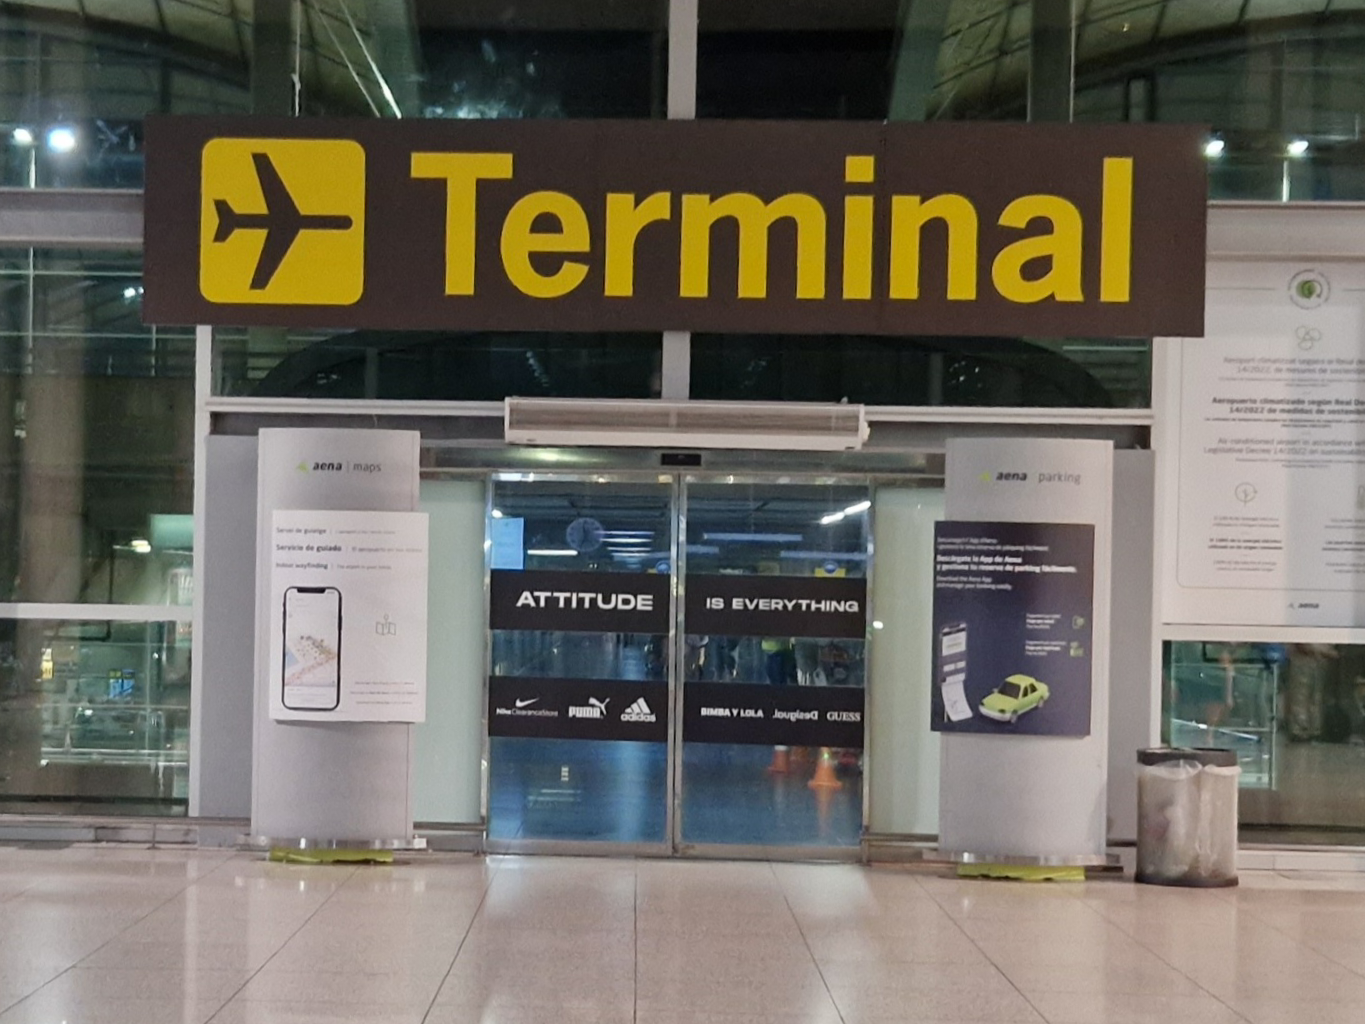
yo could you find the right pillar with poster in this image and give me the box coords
[935,438,1115,862]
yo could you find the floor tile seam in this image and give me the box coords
[0,849,253,1018]
[200,864,362,1024]
[907,883,1059,1024]
[416,854,505,1024]
[1217,894,1365,983]
[1074,891,1258,1024]
[0,880,37,906]
[767,859,849,1024]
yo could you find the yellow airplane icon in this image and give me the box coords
[199,138,365,305]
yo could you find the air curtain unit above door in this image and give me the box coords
[503,399,869,451]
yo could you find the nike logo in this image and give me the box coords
[514,698,539,708]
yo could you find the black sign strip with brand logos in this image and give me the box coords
[490,570,671,634]
[683,682,865,748]
[685,574,867,639]
[489,676,670,742]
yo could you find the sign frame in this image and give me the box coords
[144,116,1208,338]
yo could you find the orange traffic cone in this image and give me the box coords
[767,746,791,774]
[808,747,843,790]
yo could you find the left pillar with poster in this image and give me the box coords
[251,428,429,847]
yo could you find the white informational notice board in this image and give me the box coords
[268,509,429,722]
[1164,262,1365,627]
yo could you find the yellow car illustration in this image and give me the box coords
[979,674,1050,723]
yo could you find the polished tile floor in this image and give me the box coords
[4,847,1365,1023]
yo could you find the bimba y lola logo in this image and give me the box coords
[144,118,1207,337]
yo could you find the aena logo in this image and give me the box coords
[295,460,381,474]
[980,470,1028,482]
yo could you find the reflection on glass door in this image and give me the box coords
[679,482,870,848]
[486,478,673,843]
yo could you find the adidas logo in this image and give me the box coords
[621,697,657,723]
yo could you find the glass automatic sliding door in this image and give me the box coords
[481,474,872,853]
[486,478,673,845]
[677,481,870,850]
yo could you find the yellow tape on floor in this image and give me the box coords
[267,848,394,865]
[957,864,1085,882]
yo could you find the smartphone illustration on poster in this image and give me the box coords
[282,586,342,711]
[938,622,973,722]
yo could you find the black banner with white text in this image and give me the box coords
[684,574,867,639]
[489,570,671,634]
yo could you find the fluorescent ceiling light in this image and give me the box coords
[129,538,152,554]
[11,127,33,145]
[526,548,577,556]
[820,499,871,525]
[1203,138,1225,158]
[1287,138,1310,157]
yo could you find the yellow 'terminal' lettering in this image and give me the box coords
[679,193,827,300]
[889,194,978,301]
[1100,157,1133,303]
[604,192,671,298]
[410,152,514,296]
[992,194,1084,303]
[500,191,591,299]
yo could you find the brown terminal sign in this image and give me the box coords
[143,116,1208,338]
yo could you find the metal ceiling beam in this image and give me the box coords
[888,0,953,121]
[1029,0,1075,121]
[0,188,142,248]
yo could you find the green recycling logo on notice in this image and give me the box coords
[1289,269,1330,309]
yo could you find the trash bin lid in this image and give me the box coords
[1138,747,1238,768]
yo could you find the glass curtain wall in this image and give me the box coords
[691,0,1161,408]
[216,0,669,397]
[1165,641,1365,845]
[0,249,194,814]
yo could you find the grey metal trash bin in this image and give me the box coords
[1136,747,1239,887]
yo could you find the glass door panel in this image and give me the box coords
[486,478,673,844]
[678,481,870,848]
